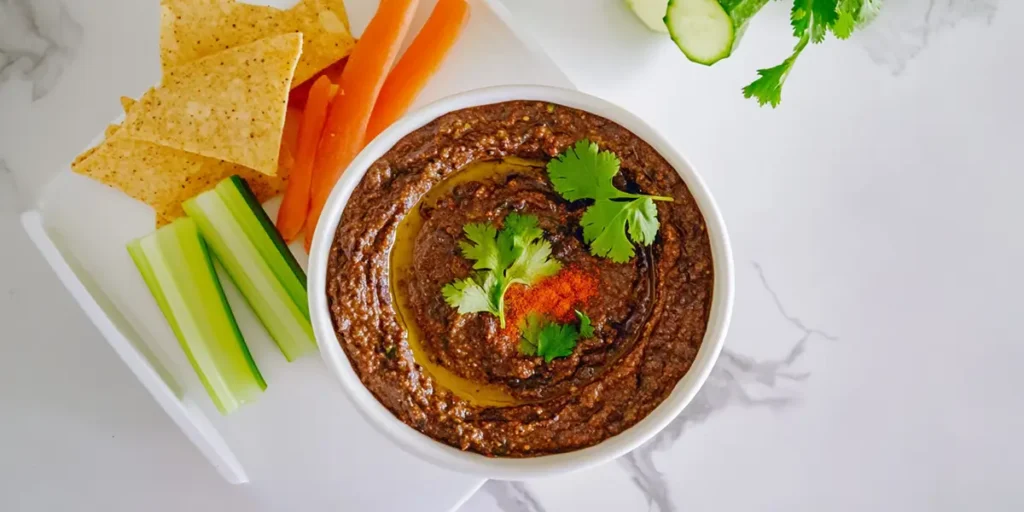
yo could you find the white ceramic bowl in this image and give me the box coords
[307,85,733,480]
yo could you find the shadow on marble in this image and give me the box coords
[856,0,998,75]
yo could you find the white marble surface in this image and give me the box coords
[2,0,1023,511]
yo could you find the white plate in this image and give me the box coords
[20,1,573,510]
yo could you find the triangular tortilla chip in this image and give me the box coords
[159,0,354,86]
[119,33,302,176]
[120,96,136,113]
[71,146,99,168]
[72,133,286,226]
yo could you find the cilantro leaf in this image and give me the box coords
[748,0,877,107]
[537,322,579,362]
[518,312,593,361]
[443,214,562,327]
[547,140,624,201]
[518,313,546,356]
[502,213,543,244]
[831,12,856,39]
[459,223,500,270]
[831,0,861,38]
[505,237,561,286]
[580,196,660,263]
[810,0,839,43]
[497,212,542,270]
[742,24,811,108]
[790,0,811,38]
[547,140,672,263]
[581,200,640,263]
[625,196,660,246]
[793,0,838,44]
[442,277,493,314]
[576,310,594,338]
[742,57,796,108]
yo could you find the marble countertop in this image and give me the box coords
[2,0,1022,511]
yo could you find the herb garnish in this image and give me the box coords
[743,0,882,107]
[518,310,595,362]
[442,213,561,328]
[547,139,672,263]
[576,309,594,338]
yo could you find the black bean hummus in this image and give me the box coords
[325,100,713,457]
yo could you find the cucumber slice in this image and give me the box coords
[626,0,670,33]
[666,0,769,65]
[666,0,735,65]
[128,218,265,415]
[183,176,315,362]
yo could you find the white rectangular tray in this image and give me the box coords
[20,1,572,510]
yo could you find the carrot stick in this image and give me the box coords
[289,58,348,110]
[365,0,469,143]
[276,76,337,242]
[305,0,420,250]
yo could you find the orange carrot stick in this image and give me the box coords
[276,76,337,242]
[305,0,420,250]
[289,58,348,110]
[365,0,469,143]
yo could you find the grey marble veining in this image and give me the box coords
[617,263,835,512]
[483,263,836,512]
[481,481,549,512]
[856,0,998,75]
[0,0,81,100]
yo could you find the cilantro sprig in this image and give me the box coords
[743,0,883,107]
[442,213,561,328]
[547,139,672,263]
[518,310,595,362]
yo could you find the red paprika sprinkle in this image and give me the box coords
[504,267,598,332]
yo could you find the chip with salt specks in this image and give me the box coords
[118,33,302,176]
[71,132,286,226]
[71,146,99,169]
[160,0,354,86]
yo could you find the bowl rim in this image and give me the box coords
[307,85,734,480]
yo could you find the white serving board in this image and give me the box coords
[20,1,573,510]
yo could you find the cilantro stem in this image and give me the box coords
[497,285,508,328]
[619,192,674,202]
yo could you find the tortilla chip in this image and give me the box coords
[160,0,354,86]
[72,134,286,226]
[71,146,99,169]
[119,33,302,176]
[120,96,136,114]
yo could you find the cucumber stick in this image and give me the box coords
[626,0,670,33]
[128,218,266,415]
[666,0,769,65]
[183,176,315,362]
